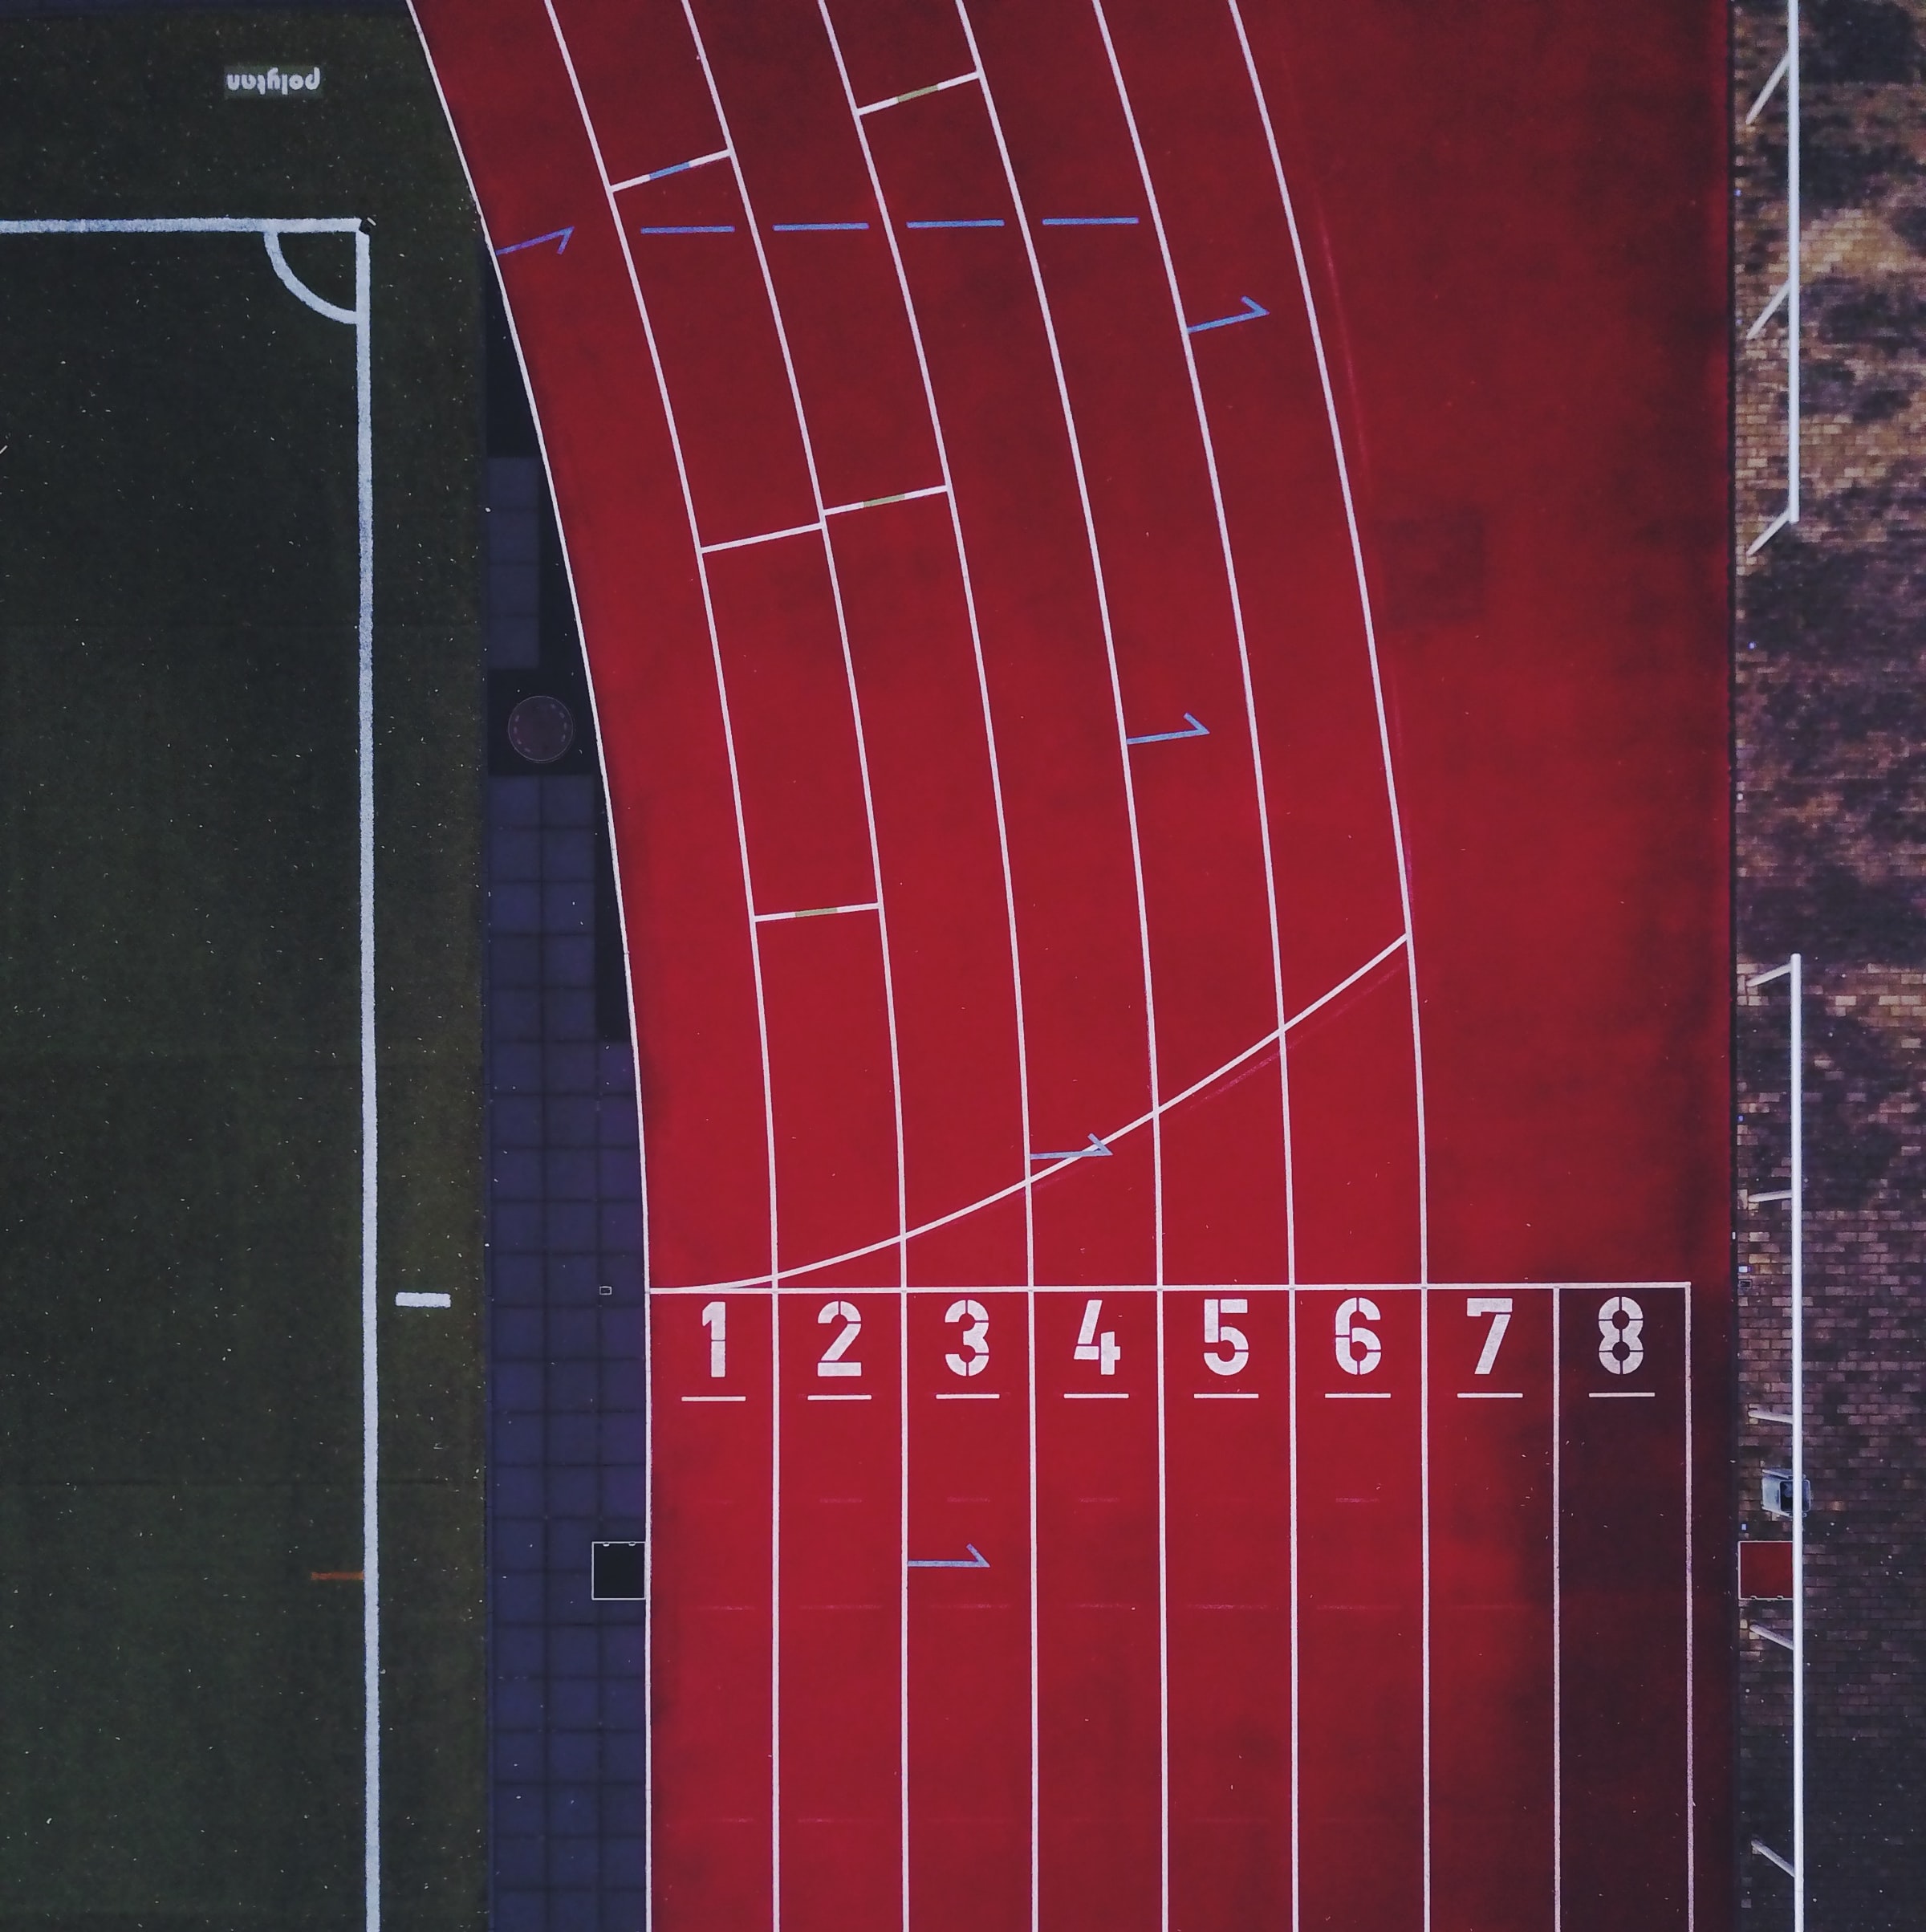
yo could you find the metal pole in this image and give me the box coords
[1790,953,1803,1932]
[1787,0,1801,526]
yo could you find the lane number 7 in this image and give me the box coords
[1466,1295,1513,1375]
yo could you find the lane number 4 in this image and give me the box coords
[1075,1297,1120,1376]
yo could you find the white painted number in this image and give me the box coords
[1466,1295,1513,1375]
[1203,1297,1249,1377]
[701,1299,726,1380]
[817,1299,863,1377]
[1075,1297,1121,1376]
[1598,1295,1645,1376]
[1335,1295,1383,1377]
[944,1298,990,1377]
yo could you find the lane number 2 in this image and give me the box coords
[1204,1297,1249,1377]
[1599,1295,1644,1375]
[818,1300,863,1378]
[1075,1297,1120,1375]
[1466,1295,1513,1375]
[701,1299,726,1379]
[1335,1295,1382,1376]
[945,1298,989,1377]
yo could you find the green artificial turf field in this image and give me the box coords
[0,13,485,1926]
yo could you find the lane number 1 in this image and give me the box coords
[701,1299,725,1379]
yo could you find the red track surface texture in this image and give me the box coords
[410,2,1729,1927]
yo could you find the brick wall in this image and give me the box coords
[1734,2,1926,1923]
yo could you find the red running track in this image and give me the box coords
[409,2,1729,1928]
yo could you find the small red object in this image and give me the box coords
[1739,1540,1794,1599]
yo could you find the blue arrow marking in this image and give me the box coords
[1186,295,1269,336]
[1029,1133,1111,1162]
[908,1544,989,1569]
[1126,712,1209,746]
[496,226,573,258]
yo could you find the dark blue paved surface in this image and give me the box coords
[484,287,648,1930]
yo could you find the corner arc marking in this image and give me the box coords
[264,226,360,324]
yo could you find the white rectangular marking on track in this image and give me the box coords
[1590,1390,1657,1399]
[683,1394,747,1403]
[394,1291,451,1308]
[808,1393,872,1401]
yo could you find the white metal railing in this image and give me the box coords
[1746,0,1800,555]
[1746,955,1804,1930]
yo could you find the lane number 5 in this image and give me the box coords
[1204,1297,1249,1377]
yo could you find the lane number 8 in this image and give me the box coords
[1598,1295,1644,1375]
[945,1298,989,1377]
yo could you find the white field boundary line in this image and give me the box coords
[656,932,1407,1295]
[814,13,1047,1916]
[0,213,380,1932]
[669,17,919,1926]
[1221,15,1436,1927]
[400,18,676,1926]
[526,10,792,1926]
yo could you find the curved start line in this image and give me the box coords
[407,4,1730,1931]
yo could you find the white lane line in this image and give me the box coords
[683,1393,749,1403]
[611,148,731,191]
[1063,1391,1130,1400]
[1225,16,1435,1925]
[818,19,1045,1922]
[807,1392,874,1401]
[1193,1391,1258,1401]
[656,936,1408,1293]
[1323,1391,1392,1400]
[857,70,979,115]
[754,901,880,923]
[823,482,949,515]
[700,519,824,555]
[395,1292,450,1308]
[1590,1390,1657,1400]
[530,18,787,1930]
[936,1391,1002,1400]
[673,30,916,1930]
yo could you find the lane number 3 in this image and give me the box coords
[945,1298,989,1377]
